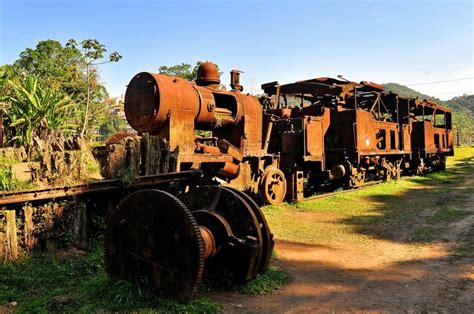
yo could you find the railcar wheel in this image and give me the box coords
[180,185,266,282]
[261,167,287,205]
[105,189,205,301]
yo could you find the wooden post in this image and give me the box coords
[23,205,36,249]
[0,210,18,261]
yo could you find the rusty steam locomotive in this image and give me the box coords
[124,62,454,205]
[105,62,452,301]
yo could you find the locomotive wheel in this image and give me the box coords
[261,167,287,205]
[180,185,264,282]
[105,189,205,301]
[229,188,274,273]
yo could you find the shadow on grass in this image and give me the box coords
[340,156,474,244]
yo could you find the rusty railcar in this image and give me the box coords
[261,77,454,201]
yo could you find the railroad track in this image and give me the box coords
[0,170,202,206]
[303,180,382,202]
[300,162,472,204]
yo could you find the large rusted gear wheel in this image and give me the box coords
[105,189,204,301]
[180,185,267,282]
[261,167,287,205]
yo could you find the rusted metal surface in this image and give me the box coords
[261,74,453,199]
[124,63,272,203]
[0,170,202,206]
[180,185,273,281]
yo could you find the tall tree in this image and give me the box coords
[8,39,122,140]
[65,39,122,137]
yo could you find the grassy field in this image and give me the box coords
[1,146,472,312]
[263,146,474,247]
[0,244,293,313]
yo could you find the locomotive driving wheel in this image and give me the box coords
[261,167,287,205]
[105,189,205,301]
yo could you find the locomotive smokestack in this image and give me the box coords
[230,69,243,92]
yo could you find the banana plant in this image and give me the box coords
[3,75,77,146]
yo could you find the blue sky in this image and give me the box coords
[1,0,472,100]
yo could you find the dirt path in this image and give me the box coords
[208,173,474,312]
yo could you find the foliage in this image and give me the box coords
[14,40,85,95]
[98,110,126,139]
[2,75,76,146]
[2,39,121,141]
[65,39,122,137]
[158,61,221,81]
[385,83,473,145]
[158,62,199,80]
[0,245,220,313]
[0,166,14,190]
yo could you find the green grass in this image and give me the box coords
[238,267,291,295]
[0,244,289,312]
[201,266,291,296]
[0,165,33,191]
[412,226,435,243]
[263,147,474,245]
[428,208,472,224]
[451,226,474,259]
[0,246,220,313]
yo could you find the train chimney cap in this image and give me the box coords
[196,62,220,86]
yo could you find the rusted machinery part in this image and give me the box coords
[261,167,287,205]
[105,189,205,301]
[228,188,274,273]
[347,169,366,188]
[180,185,264,282]
[382,161,400,181]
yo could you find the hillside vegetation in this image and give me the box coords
[384,83,473,144]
